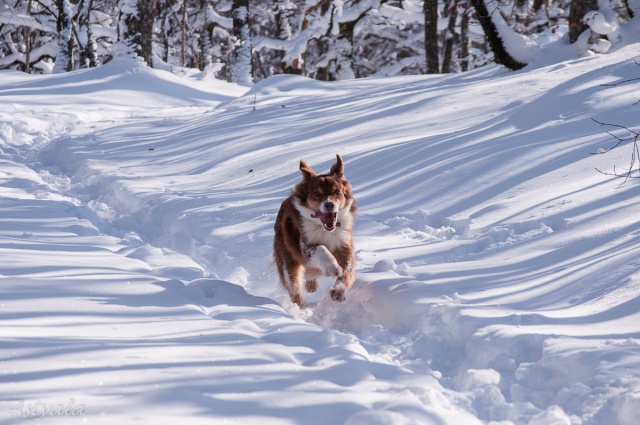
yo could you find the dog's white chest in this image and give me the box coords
[301,220,349,252]
[294,198,354,252]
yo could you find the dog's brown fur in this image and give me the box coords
[273,154,356,307]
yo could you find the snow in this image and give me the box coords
[2,28,640,424]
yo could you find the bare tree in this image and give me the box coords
[591,62,640,182]
[24,0,33,73]
[459,3,471,71]
[441,0,458,73]
[592,119,640,183]
[424,0,439,74]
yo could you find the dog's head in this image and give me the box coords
[294,154,353,232]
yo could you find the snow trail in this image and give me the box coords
[3,40,640,424]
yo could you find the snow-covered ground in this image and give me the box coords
[2,27,640,424]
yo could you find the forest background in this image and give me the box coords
[0,0,636,83]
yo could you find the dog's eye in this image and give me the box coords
[334,190,341,196]
[313,191,322,198]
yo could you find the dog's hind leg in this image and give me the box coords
[286,264,304,307]
[303,266,323,294]
[275,254,305,307]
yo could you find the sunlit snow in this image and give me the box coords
[1,22,640,425]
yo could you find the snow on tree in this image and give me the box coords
[231,0,252,84]
[83,22,99,68]
[53,0,76,73]
[257,0,419,81]
[117,0,155,64]
[582,1,620,53]
[274,0,301,74]
[0,1,58,73]
[470,0,540,70]
[199,2,234,77]
[568,0,597,43]
[77,0,100,68]
[276,0,296,40]
[1,0,637,79]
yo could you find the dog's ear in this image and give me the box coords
[300,159,316,180]
[329,154,344,178]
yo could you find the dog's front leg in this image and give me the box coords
[330,250,355,302]
[304,245,343,278]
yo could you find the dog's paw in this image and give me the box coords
[325,261,343,278]
[330,283,347,302]
[305,280,318,293]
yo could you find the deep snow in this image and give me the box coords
[2,28,640,424]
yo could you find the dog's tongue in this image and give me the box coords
[311,210,338,230]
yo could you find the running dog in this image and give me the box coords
[273,154,356,307]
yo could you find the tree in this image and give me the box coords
[53,0,75,73]
[274,0,301,74]
[459,3,471,71]
[470,0,527,70]
[117,0,156,64]
[24,0,33,73]
[78,0,99,68]
[231,0,253,84]
[424,0,439,73]
[568,0,597,43]
[441,0,458,73]
[1,0,634,79]
[326,0,375,80]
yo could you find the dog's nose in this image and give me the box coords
[324,201,335,211]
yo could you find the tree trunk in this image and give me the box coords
[24,0,33,73]
[441,1,458,73]
[83,25,98,68]
[568,0,598,43]
[79,0,98,68]
[54,0,75,73]
[231,0,253,84]
[621,0,635,18]
[276,1,301,74]
[424,0,439,74]
[532,0,547,13]
[459,7,470,71]
[119,0,156,65]
[181,0,187,66]
[470,0,526,71]
[333,2,372,80]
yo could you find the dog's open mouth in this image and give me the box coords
[311,210,338,231]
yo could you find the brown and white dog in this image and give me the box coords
[273,154,356,307]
